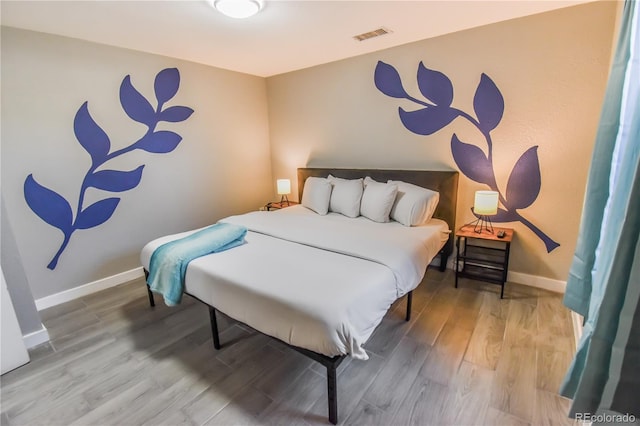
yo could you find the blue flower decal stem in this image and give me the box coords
[24,68,194,269]
[375,61,559,252]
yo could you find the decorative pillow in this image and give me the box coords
[363,176,377,187]
[388,180,440,226]
[301,177,332,215]
[327,175,363,218]
[327,175,353,185]
[360,180,398,223]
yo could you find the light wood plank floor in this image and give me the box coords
[1,269,578,425]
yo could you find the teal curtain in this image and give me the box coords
[561,0,640,417]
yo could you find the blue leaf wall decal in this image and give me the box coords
[505,146,541,210]
[374,61,410,99]
[154,68,180,104]
[472,206,517,223]
[25,67,195,269]
[87,165,145,192]
[493,207,518,222]
[136,131,182,153]
[74,102,110,165]
[376,61,560,252]
[417,62,454,106]
[473,74,504,133]
[74,198,120,230]
[120,75,156,126]
[24,174,73,235]
[399,107,458,136]
[159,106,194,123]
[450,134,496,186]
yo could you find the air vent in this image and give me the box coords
[353,27,392,42]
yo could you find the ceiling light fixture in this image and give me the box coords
[211,0,264,19]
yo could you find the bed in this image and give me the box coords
[140,168,458,424]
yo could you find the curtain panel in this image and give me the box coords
[561,0,640,418]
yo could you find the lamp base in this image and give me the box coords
[466,215,494,234]
[279,195,290,206]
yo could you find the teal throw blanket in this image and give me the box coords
[147,223,247,306]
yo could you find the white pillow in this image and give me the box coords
[360,180,398,223]
[301,177,332,215]
[327,176,363,218]
[363,176,377,187]
[388,180,440,226]
[327,175,353,185]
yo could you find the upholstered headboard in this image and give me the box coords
[297,168,459,259]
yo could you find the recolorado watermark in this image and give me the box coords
[575,412,637,423]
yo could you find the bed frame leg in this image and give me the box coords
[209,306,221,350]
[144,270,155,307]
[146,285,156,307]
[327,363,338,425]
[406,291,413,322]
[439,251,449,272]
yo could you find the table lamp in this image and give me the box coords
[471,190,499,233]
[277,179,291,206]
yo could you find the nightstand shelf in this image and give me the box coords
[455,225,513,298]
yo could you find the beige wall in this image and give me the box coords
[266,2,617,281]
[0,1,619,303]
[1,27,272,299]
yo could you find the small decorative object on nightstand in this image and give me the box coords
[455,225,514,298]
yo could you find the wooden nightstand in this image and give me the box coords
[455,225,514,298]
[265,201,299,211]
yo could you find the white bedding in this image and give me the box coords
[140,205,449,359]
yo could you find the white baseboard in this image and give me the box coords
[22,325,50,349]
[445,258,566,293]
[35,267,145,311]
[507,271,566,293]
[571,311,584,348]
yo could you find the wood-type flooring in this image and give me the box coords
[1,269,577,425]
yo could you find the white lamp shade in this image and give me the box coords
[277,179,291,195]
[212,0,263,19]
[474,191,499,215]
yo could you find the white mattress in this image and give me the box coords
[140,205,449,359]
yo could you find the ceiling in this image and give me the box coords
[1,0,595,77]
